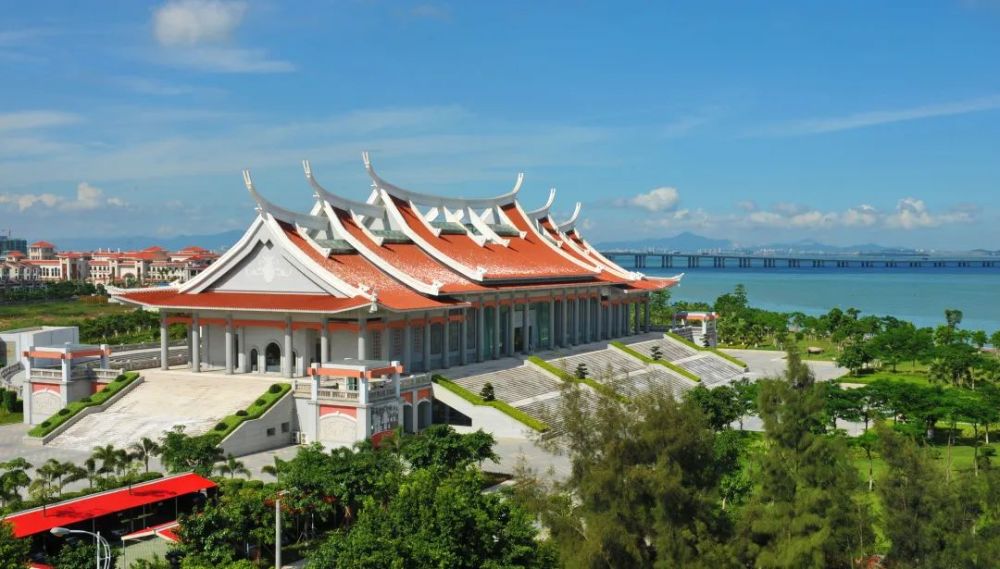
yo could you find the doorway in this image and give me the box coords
[265,343,281,373]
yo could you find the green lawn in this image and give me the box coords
[719,336,840,361]
[0,298,131,330]
[0,411,22,425]
[837,370,934,387]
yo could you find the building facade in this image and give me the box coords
[1,244,217,286]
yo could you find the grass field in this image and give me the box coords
[0,299,132,331]
[720,336,841,361]
[837,370,934,387]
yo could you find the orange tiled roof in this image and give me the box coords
[117,289,373,313]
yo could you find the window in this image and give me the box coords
[266,427,276,437]
[280,422,290,433]
[430,323,444,355]
[371,330,383,360]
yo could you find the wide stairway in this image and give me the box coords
[627,336,744,386]
[48,370,269,450]
[550,347,695,398]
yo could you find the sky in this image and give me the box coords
[1,1,999,250]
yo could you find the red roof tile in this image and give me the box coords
[119,289,372,313]
[30,241,55,248]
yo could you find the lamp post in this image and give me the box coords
[50,526,111,569]
[274,490,288,569]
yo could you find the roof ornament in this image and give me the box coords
[526,187,557,220]
[556,202,583,232]
[243,168,328,231]
[303,160,385,219]
[363,151,524,208]
[368,289,379,313]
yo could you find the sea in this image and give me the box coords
[636,267,1000,333]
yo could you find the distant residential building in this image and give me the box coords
[1,242,219,286]
[0,235,28,256]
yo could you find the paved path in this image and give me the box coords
[721,348,846,382]
[47,368,277,451]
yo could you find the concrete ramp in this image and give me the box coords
[48,370,268,451]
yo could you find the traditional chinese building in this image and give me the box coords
[112,154,677,377]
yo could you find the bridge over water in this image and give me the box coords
[601,251,1000,270]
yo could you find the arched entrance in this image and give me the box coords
[265,343,281,373]
[249,349,259,372]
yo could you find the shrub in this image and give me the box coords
[58,408,71,416]
[79,396,92,403]
[40,421,51,428]
[480,382,496,402]
[575,363,589,379]
[268,384,282,394]
[214,422,227,431]
[255,398,266,406]
[235,410,248,417]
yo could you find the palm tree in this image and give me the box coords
[260,456,285,479]
[129,437,161,473]
[214,454,250,479]
[91,444,121,475]
[80,458,102,489]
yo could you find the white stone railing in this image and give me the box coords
[0,362,23,386]
[30,368,63,380]
[294,383,361,402]
[399,373,431,390]
[368,383,396,401]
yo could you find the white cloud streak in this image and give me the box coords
[756,95,1000,136]
[620,187,680,212]
[0,110,80,132]
[0,182,127,212]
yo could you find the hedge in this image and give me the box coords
[665,332,748,368]
[432,374,549,432]
[212,382,291,439]
[28,371,141,437]
[610,341,700,383]
[527,356,622,400]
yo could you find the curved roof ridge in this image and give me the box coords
[525,188,557,220]
[302,160,386,219]
[556,202,582,231]
[243,169,328,231]
[362,151,522,209]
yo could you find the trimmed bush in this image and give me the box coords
[79,396,92,404]
[58,408,71,416]
[27,371,140,438]
[255,398,266,406]
[235,410,248,417]
[480,382,496,402]
[214,422,227,431]
[210,383,291,440]
[40,421,51,428]
[268,384,282,394]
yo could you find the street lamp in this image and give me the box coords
[50,526,112,569]
[274,490,288,569]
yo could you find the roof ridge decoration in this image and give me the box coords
[243,169,328,232]
[302,160,387,220]
[362,151,523,209]
[526,188,557,220]
[556,202,582,232]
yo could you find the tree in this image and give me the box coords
[309,468,555,569]
[91,444,122,475]
[178,480,275,565]
[129,437,161,473]
[738,346,873,568]
[649,345,663,361]
[687,384,739,432]
[0,521,29,569]
[400,424,498,471]
[519,385,737,567]
[574,362,588,379]
[648,288,673,326]
[52,536,117,569]
[479,382,495,402]
[159,427,224,477]
[731,378,758,431]
[214,455,250,479]
[0,458,32,510]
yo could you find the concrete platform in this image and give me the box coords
[47,367,284,451]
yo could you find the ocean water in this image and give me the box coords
[637,267,1000,333]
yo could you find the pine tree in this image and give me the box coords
[738,346,874,568]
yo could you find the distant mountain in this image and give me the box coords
[52,230,245,253]
[597,232,733,251]
[755,239,907,255]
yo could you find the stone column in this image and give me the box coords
[159,313,169,370]
[320,317,330,363]
[522,297,530,354]
[191,314,201,373]
[644,298,651,332]
[573,292,580,345]
[506,299,515,357]
[595,300,603,341]
[476,303,485,363]
[422,313,431,371]
[548,296,556,350]
[238,326,246,372]
[459,308,468,366]
[357,316,367,361]
[224,316,234,375]
[283,316,293,378]
[442,313,451,369]
[561,291,569,347]
[492,295,501,359]
[403,315,412,371]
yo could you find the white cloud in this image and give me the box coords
[154,0,247,46]
[151,0,293,73]
[0,110,80,132]
[0,182,127,213]
[884,197,973,229]
[755,94,1000,136]
[624,186,680,212]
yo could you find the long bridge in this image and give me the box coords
[600,251,1000,270]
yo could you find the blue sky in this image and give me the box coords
[1,1,998,249]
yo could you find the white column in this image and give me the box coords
[561,291,569,347]
[160,313,169,370]
[442,313,451,369]
[506,300,515,357]
[492,296,501,359]
[191,314,201,373]
[238,326,246,372]
[320,317,330,363]
[644,298,651,332]
[476,303,485,363]
[224,316,234,375]
[595,300,602,341]
[459,308,468,366]
[357,316,367,360]
[522,297,530,354]
[548,297,556,350]
[573,292,580,345]
[283,316,292,379]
